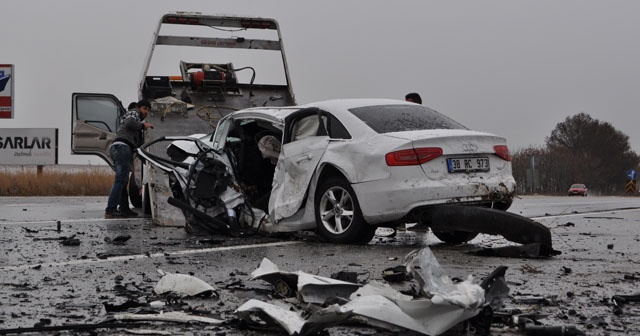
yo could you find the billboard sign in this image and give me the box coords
[0,128,58,165]
[0,64,13,119]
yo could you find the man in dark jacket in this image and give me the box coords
[105,100,154,218]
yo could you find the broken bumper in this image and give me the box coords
[352,177,516,224]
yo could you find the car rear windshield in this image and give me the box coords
[348,104,467,133]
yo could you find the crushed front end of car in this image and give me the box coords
[137,136,271,236]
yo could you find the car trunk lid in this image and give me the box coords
[383,129,509,177]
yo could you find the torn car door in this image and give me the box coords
[270,109,330,222]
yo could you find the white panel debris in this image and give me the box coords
[235,299,306,335]
[250,257,361,303]
[240,248,486,335]
[114,311,223,324]
[153,270,217,297]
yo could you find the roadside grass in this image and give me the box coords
[0,166,112,196]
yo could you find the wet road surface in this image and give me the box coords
[1,195,640,335]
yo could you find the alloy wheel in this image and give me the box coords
[319,186,354,234]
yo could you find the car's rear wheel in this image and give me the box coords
[315,177,375,244]
[432,230,479,244]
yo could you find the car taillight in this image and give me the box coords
[494,145,511,161]
[386,147,443,166]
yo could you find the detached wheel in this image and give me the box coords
[315,177,375,244]
[432,230,479,244]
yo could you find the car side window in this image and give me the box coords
[286,111,351,143]
[284,108,338,144]
[323,113,351,139]
[291,115,320,141]
[212,118,231,149]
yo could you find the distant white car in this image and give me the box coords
[138,99,516,244]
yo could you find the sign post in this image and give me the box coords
[0,128,58,165]
[626,169,637,195]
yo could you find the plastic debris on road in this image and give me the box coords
[153,270,217,297]
[237,247,486,335]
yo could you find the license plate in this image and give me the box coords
[447,157,490,173]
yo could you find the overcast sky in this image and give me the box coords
[2,0,640,165]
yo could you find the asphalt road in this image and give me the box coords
[1,195,640,335]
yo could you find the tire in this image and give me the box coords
[315,177,375,244]
[128,173,142,209]
[432,230,479,244]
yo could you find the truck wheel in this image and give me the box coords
[142,183,152,215]
[315,177,375,244]
[432,230,479,244]
[129,173,142,209]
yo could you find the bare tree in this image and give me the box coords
[512,113,639,195]
[546,113,638,194]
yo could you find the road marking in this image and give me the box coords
[0,241,302,272]
[530,207,640,221]
[0,218,144,226]
[2,203,100,207]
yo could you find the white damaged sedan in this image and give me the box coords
[139,99,516,244]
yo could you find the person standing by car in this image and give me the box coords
[116,101,139,212]
[105,100,154,218]
[405,92,422,104]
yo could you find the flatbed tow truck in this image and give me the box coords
[71,12,296,226]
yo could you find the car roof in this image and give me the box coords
[303,98,416,110]
[229,98,418,125]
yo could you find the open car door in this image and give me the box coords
[269,108,330,222]
[71,93,126,168]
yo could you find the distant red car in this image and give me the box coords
[568,183,588,196]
